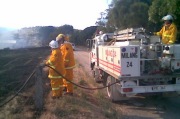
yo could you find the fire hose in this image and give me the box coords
[0,69,36,107]
[0,64,119,107]
[45,64,120,90]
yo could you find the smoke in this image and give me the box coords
[0,27,39,49]
[0,28,16,49]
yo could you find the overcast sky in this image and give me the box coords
[0,0,111,30]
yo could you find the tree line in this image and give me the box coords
[13,0,180,47]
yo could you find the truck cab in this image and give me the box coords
[89,33,114,70]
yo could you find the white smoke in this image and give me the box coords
[0,28,16,49]
[0,28,30,49]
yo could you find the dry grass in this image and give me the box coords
[38,61,121,119]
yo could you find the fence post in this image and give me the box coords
[34,66,44,110]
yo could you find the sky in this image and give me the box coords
[0,0,112,30]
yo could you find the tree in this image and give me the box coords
[38,26,55,45]
[54,25,74,36]
[95,12,107,27]
[106,0,150,30]
[70,30,81,45]
[149,0,180,25]
[128,2,149,28]
[71,26,97,46]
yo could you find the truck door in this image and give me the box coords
[106,47,115,74]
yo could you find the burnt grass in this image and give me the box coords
[0,47,50,101]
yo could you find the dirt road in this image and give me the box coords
[74,46,180,119]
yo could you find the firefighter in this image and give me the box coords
[56,34,76,96]
[154,14,177,44]
[45,40,66,98]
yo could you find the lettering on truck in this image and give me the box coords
[121,47,138,58]
[105,50,116,57]
[121,52,138,58]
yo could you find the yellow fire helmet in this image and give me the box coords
[56,34,65,41]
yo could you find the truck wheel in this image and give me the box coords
[94,68,102,83]
[91,62,95,78]
[92,70,95,78]
[106,76,128,102]
[102,73,108,87]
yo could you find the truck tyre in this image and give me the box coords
[92,70,95,78]
[106,76,128,102]
[94,68,102,83]
[91,62,95,78]
[102,73,108,87]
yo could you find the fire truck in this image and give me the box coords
[89,28,180,101]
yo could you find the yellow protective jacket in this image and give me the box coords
[60,42,76,69]
[46,48,66,78]
[156,23,177,44]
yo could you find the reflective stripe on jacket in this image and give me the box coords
[52,87,60,91]
[48,75,62,78]
[48,60,55,69]
[156,23,177,44]
[46,48,66,78]
[65,65,76,69]
[52,85,64,91]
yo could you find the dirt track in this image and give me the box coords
[75,46,180,119]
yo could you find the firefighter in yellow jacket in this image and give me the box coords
[46,40,66,98]
[154,14,177,44]
[56,34,76,95]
